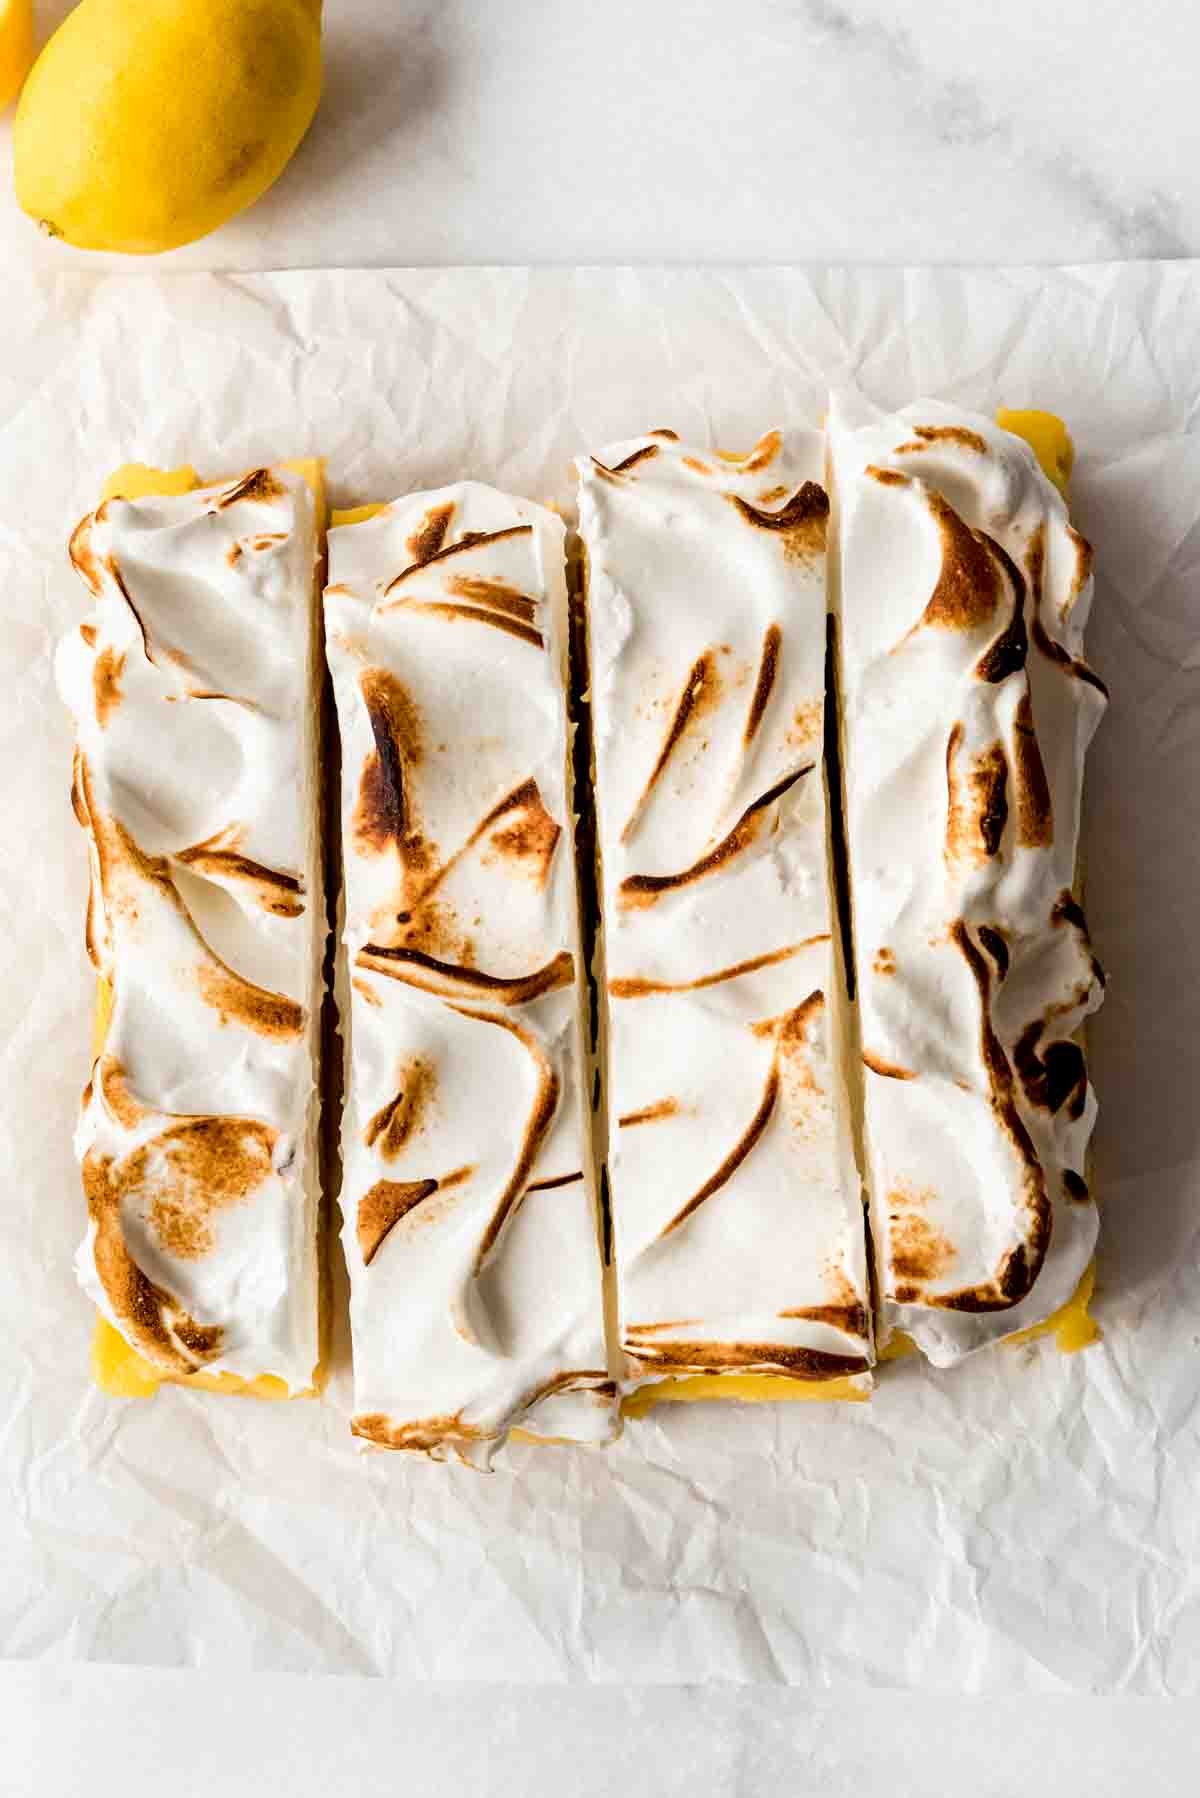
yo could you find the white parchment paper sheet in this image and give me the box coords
[1,264,1197,1690]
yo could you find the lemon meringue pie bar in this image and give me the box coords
[826,404,1106,1365]
[577,431,874,1410]
[57,460,328,1398]
[325,486,616,1461]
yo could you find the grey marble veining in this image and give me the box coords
[1,0,1197,269]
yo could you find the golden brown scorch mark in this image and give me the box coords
[622,651,723,843]
[215,469,285,510]
[977,926,1010,979]
[145,1117,278,1261]
[917,495,1007,636]
[657,1004,804,1237]
[1026,523,1109,696]
[728,481,828,561]
[93,646,126,728]
[888,1191,957,1287]
[178,827,304,917]
[1053,888,1106,988]
[942,922,1051,1309]
[894,424,988,457]
[945,725,1008,868]
[357,1178,438,1265]
[739,430,782,473]
[357,944,574,1006]
[525,1171,585,1193]
[620,765,812,908]
[383,595,544,651]
[973,552,1028,685]
[624,1335,867,1379]
[351,1411,489,1454]
[406,501,456,567]
[69,514,105,597]
[744,625,782,747]
[1013,690,1053,847]
[1013,1020,1088,1120]
[456,1008,560,1275]
[85,1145,225,1372]
[352,667,426,858]
[873,947,896,976]
[82,1113,282,1368]
[364,1057,437,1160]
[591,445,661,481]
[609,937,826,999]
[863,1050,916,1081]
[384,524,534,591]
[619,1097,681,1129]
[195,962,305,1039]
[443,575,538,626]
[778,1301,871,1338]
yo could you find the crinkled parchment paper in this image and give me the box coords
[2,263,1198,1689]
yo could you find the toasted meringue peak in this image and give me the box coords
[326,484,615,1462]
[828,399,1106,1364]
[577,431,872,1390]
[57,469,324,1389]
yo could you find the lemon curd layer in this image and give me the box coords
[86,460,328,1401]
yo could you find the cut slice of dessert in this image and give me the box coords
[325,485,616,1462]
[56,459,329,1398]
[826,400,1107,1365]
[576,430,874,1411]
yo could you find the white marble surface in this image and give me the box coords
[7,1666,1200,1798]
[3,0,1199,269]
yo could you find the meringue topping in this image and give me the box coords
[56,468,325,1390]
[577,432,873,1390]
[828,400,1106,1364]
[326,485,615,1462]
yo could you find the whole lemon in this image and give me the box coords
[14,0,322,253]
[0,0,34,111]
